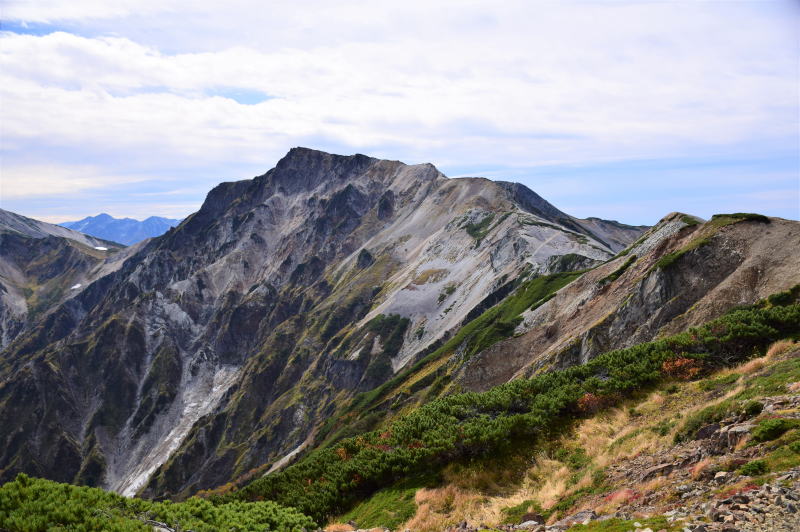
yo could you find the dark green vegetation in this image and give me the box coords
[752,418,800,443]
[464,214,495,244]
[739,459,769,476]
[0,474,314,532]
[225,287,800,524]
[359,314,411,383]
[444,271,583,361]
[501,499,543,523]
[736,421,800,480]
[654,238,710,271]
[679,214,700,227]
[670,301,800,443]
[710,212,771,226]
[462,212,512,247]
[598,255,636,285]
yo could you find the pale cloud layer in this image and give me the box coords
[1,1,798,224]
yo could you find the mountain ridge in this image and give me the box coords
[0,209,130,349]
[3,147,794,513]
[0,148,646,499]
[60,213,181,246]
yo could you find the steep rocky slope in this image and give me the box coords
[457,213,800,391]
[0,209,128,348]
[0,148,644,498]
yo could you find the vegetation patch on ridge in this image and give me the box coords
[598,255,636,286]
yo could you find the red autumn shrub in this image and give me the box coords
[662,356,703,380]
[577,392,604,414]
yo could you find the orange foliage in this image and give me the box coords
[662,356,703,380]
[336,447,349,461]
[577,392,604,414]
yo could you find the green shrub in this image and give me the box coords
[464,213,495,244]
[742,401,763,418]
[788,441,800,454]
[710,213,770,225]
[674,401,733,443]
[767,286,800,307]
[650,419,676,437]
[0,474,315,531]
[752,418,800,442]
[554,447,590,470]
[501,499,543,523]
[739,459,769,476]
[680,214,700,226]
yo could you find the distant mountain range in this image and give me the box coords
[59,213,181,245]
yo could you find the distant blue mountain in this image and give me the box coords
[59,213,181,245]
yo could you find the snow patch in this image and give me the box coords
[70,283,82,290]
[94,246,108,251]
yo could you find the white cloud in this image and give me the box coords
[0,163,148,199]
[2,0,177,23]
[0,1,797,222]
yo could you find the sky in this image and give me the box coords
[0,0,798,225]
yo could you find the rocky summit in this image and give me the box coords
[0,148,798,532]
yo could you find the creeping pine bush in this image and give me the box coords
[225,289,800,523]
[742,401,764,418]
[752,418,800,443]
[739,460,769,477]
[0,474,315,532]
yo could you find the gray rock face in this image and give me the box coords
[0,148,645,498]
